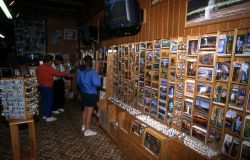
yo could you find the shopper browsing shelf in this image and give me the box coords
[36,55,70,122]
[77,55,101,136]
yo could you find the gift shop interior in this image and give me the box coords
[0,0,250,159]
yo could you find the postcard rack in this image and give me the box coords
[99,28,250,160]
[0,77,39,120]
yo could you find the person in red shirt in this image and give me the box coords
[36,55,70,122]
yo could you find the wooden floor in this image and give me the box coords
[0,100,127,160]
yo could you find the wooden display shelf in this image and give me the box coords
[8,118,36,160]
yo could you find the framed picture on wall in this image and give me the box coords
[185,0,250,27]
[64,29,77,40]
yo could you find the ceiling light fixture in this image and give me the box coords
[0,33,5,38]
[9,1,15,6]
[0,0,12,19]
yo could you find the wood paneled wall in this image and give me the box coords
[87,0,250,47]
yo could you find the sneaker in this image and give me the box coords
[46,117,57,122]
[84,130,97,136]
[58,108,65,112]
[52,110,60,114]
[81,125,85,132]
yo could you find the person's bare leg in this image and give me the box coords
[85,107,94,130]
[82,108,87,129]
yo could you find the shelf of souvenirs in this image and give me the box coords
[108,97,220,159]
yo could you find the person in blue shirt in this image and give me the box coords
[77,55,101,136]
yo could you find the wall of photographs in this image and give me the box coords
[104,29,250,159]
[0,77,39,119]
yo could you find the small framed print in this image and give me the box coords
[232,62,242,82]
[154,40,161,50]
[221,134,240,158]
[229,84,247,111]
[196,83,212,99]
[244,32,250,55]
[186,59,197,77]
[64,29,77,40]
[188,39,198,55]
[184,80,195,97]
[247,90,250,112]
[213,83,227,106]
[243,115,250,140]
[198,51,215,66]
[181,118,191,134]
[169,69,176,82]
[195,96,210,114]
[197,67,214,82]
[207,128,222,150]
[168,84,174,98]
[183,98,193,118]
[200,35,217,50]
[170,40,178,53]
[193,110,209,128]
[225,109,242,135]
[226,35,234,55]
[140,42,146,50]
[192,125,207,142]
[215,60,231,82]
[131,120,147,136]
[235,34,245,55]
[146,51,153,61]
[217,34,227,55]
[240,140,250,160]
[178,42,187,50]
[161,39,171,49]
[143,129,162,157]
[146,42,153,50]
[240,62,250,84]
[210,105,224,129]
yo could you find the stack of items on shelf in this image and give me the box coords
[0,77,39,119]
[100,28,250,159]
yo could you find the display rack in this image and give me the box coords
[100,28,250,160]
[0,77,39,120]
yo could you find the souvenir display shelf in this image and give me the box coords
[99,28,250,160]
[0,77,39,120]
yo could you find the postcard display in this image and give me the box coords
[105,29,250,160]
[0,77,39,119]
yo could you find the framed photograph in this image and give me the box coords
[187,39,199,55]
[197,67,214,82]
[64,29,77,40]
[207,128,222,150]
[169,69,176,82]
[230,138,240,158]
[235,34,245,55]
[195,96,210,114]
[225,109,242,135]
[143,130,162,156]
[247,90,250,113]
[185,0,250,27]
[147,42,153,50]
[131,120,147,136]
[160,79,167,94]
[167,99,173,113]
[215,60,231,82]
[167,112,172,126]
[191,125,207,142]
[210,105,224,129]
[200,35,217,50]
[217,34,227,55]
[196,83,212,99]
[153,51,160,60]
[226,35,234,55]
[178,42,187,50]
[243,115,250,140]
[168,84,174,98]
[158,113,165,121]
[240,62,250,84]
[193,110,208,128]
[170,56,177,67]
[170,40,178,53]
[184,80,195,97]
[145,87,151,98]
[221,134,233,155]
[140,42,146,50]
[244,32,250,55]
[161,39,171,49]
[181,118,191,134]
[232,62,242,82]
[186,59,197,77]
[154,40,161,50]
[229,85,247,111]
[240,140,250,160]
[183,98,193,118]
[213,83,227,105]
[198,51,215,66]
